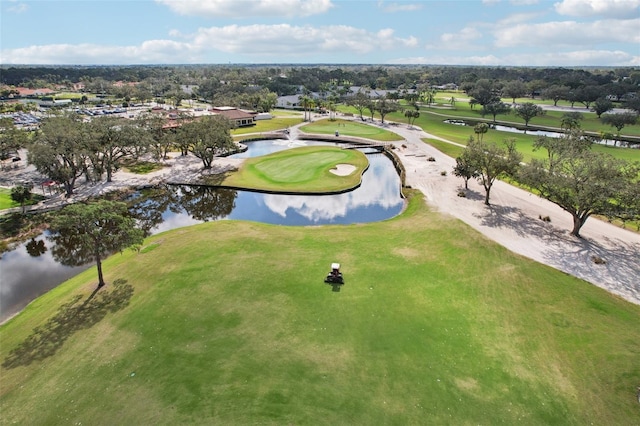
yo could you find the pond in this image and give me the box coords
[443,119,563,138]
[0,139,404,322]
[443,119,637,147]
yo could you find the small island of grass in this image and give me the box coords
[221,145,368,193]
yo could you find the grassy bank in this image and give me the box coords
[1,192,639,424]
[221,146,368,193]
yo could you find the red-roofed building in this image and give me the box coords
[209,107,256,127]
[14,87,55,97]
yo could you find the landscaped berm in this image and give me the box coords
[1,193,639,424]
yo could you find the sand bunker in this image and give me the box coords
[330,164,356,176]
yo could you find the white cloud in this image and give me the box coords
[377,1,423,12]
[554,0,640,18]
[493,19,640,47]
[390,50,639,66]
[156,0,334,18]
[498,12,542,25]
[391,54,502,65]
[511,0,538,5]
[7,1,29,13]
[190,24,418,56]
[0,41,199,65]
[426,26,483,50]
[504,49,640,66]
[0,23,419,64]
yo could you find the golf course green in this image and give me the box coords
[221,146,368,193]
[1,192,639,424]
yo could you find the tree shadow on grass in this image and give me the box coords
[2,279,133,369]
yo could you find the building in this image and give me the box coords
[209,107,256,127]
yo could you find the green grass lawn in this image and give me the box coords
[122,160,165,174]
[337,105,640,164]
[0,188,16,210]
[0,187,44,211]
[300,118,404,142]
[221,146,368,193]
[231,116,304,136]
[1,192,639,424]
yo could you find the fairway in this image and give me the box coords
[221,145,368,193]
[301,118,403,142]
[1,192,639,424]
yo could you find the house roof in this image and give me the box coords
[15,87,55,97]
[210,107,256,121]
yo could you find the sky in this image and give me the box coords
[1,0,639,66]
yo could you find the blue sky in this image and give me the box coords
[1,0,638,66]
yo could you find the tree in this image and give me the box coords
[0,118,28,161]
[462,138,522,205]
[473,122,489,142]
[503,80,527,104]
[519,132,638,237]
[178,115,235,169]
[625,97,640,114]
[10,184,33,214]
[469,79,500,107]
[299,95,314,121]
[88,116,145,182]
[404,110,420,127]
[575,85,604,109]
[560,112,584,132]
[347,89,371,120]
[600,112,638,145]
[28,114,87,197]
[591,97,613,118]
[374,96,400,124]
[513,102,545,132]
[49,200,144,288]
[136,112,172,160]
[481,101,511,123]
[541,85,569,106]
[453,145,479,189]
[606,166,640,228]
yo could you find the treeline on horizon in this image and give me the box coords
[2,64,639,96]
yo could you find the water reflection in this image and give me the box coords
[26,238,47,257]
[1,139,404,322]
[0,233,90,322]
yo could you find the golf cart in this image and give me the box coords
[324,263,344,285]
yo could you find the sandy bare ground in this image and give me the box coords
[3,123,639,306]
[388,123,640,306]
[330,164,357,176]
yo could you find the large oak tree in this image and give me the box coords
[50,200,144,288]
[28,114,87,197]
[177,115,235,169]
[519,132,639,237]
